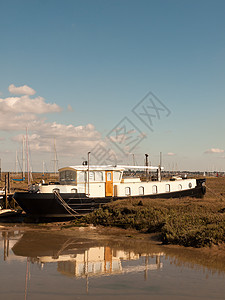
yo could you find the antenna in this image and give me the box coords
[158,152,162,182]
[160,152,162,166]
[53,139,59,175]
[145,154,149,180]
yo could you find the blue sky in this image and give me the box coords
[0,0,225,171]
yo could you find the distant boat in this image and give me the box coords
[13,163,206,220]
[0,189,4,200]
[0,208,22,218]
[12,178,25,182]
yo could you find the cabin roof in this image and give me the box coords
[58,165,125,172]
[58,165,161,172]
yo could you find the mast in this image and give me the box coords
[87,152,90,197]
[15,150,18,174]
[22,136,25,180]
[158,152,162,182]
[26,128,30,185]
[53,139,58,176]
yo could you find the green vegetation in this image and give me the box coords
[69,177,225,248]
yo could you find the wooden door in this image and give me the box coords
[105,171,113,197]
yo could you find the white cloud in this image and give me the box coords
[167,152,176,156]
[67,104,74,112]
[0,95,61,115]
[204,148,224,154]
[8,84,36,95]
[0,84,108,167]
[12,121,103,157]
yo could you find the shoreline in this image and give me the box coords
[1,222,225,275]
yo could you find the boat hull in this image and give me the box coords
[13,180,206,220]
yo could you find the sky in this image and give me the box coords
[0,0,225,172]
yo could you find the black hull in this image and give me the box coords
[13,180,206,220]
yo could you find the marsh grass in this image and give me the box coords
[73,177,225,248]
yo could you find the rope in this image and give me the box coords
[53,191,79,217]
[205,184,225,201]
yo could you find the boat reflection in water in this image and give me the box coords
[12,231,164,280]
[3,229,225,300]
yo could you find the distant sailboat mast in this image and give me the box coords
[22,136,25,180]
[26,128,30,185]
[53,139,58,175]
[15,150,18,174]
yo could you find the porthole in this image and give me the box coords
[165,184,170,192]
[139,186,144,195]
[152,185,157,194]
[178,184,182,191]
[125,187,131,196]
[188,183,192,188]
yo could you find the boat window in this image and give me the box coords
[139,186,144,195]
[95,171,103,181]
[71,188,77,193]
[119,172,123,181]
[78,171,86,182]
[107,172,112,181]
[59,170,76,185]
[125,187,131,196]
[89,171,95,181]
[59,171,66,182]
[189,182,192,188]
[113,171,120,182]
[95,262,102,273]
[152,185,157,194]
[53,188,60,193]
[105,261,111,271]
[178,184,182,190]
[165,184,170,192]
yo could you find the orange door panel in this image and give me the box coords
[105,171,113,197]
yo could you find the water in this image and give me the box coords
[0,225,225,300]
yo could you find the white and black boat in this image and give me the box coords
[13,165,206,220]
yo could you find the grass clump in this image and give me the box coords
[82,204,225,247]
[161,212,225,247]
[68,177,225,248]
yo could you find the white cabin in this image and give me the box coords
[38,165,197,198]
